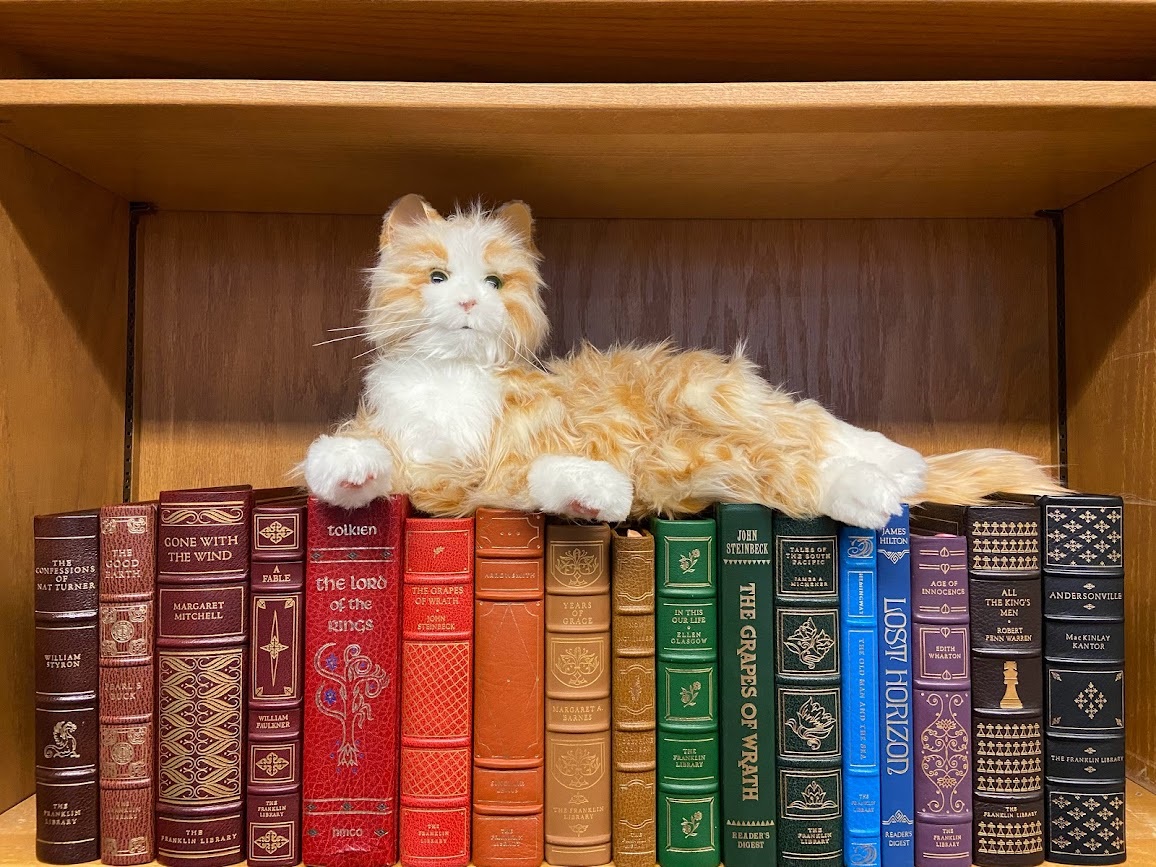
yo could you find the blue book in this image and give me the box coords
[840,526,882,867]
[877,507,914,866]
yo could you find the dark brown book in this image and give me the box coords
[544,522,613,867]
[34,510,101,864]
[247,492,306,867]
[99,503,158,865]
[611,528,657,867]
[472,509,546,867]
[157,486,253,867]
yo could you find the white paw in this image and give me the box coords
[818,457,905,530]
[303,435,394,509]
[528,455,634,523]
[831,421,928,504]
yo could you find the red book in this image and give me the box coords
[400,517,475,867]
[247,493,307,867]
[303,495,409,867]
[99,503,157,865]
[156,486,253,867]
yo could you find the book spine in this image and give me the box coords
[156,487,253,867]
[472,509,546,867]
[1039,496,1125,866]
[653,516,721,867]
[247,503,306,867]
[544,522,613,867]
[400,516,475,867]
[877,507,914,867]
[716,504,776,867]
[966,505,1045,867]
[841,526,881,867]
[34,510,101,865]
[911,534,971,867]
[772,514,842,867]
[302,495,409,867]
[99,504,158,866]
[611,529,657,867]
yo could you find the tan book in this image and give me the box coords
[611,528,657,867]
[545,522,613,867]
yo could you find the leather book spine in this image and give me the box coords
[910,533,971,867]
[544,522,613,867]
[716,504,776,867]
[840,526,881,867]
[772,515,842,867]
[1038,495,1125,865]
[653,515,721,867]
[34,510,101,864]
[302,495,409,867]
[247,500,307,867]
[877,507,914,867]
[400,516,475,867]
[611,528,657,867]
[472,509,546,867]
[156,486,253,867]
[99,503,158,865]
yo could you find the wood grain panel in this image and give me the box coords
[1,80,1156,217]
[1,0,1156,83]
[134,212,1056,501]
[1065,160,1156,785]
[0,138,128,810]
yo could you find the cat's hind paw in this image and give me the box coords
[303,434,394,509]
[528,455,634,523]
[818,457,906,530]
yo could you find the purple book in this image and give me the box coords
[911,533,972,867]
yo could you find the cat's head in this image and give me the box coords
[363,194,549,365]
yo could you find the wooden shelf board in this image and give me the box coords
[2,783,1154,865]
[2,0,1156,83]
[2,80,1156,217]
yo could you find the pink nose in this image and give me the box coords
[459,299,477,312]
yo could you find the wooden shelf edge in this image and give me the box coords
[2,782,1154,865]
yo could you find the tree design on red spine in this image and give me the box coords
[314,642,389,769]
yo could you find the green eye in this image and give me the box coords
[484,275,502,290]
[430,270,448,284]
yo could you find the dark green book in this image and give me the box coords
[653,515,721,867]
[716,504,778,866]
[773,515,843,867]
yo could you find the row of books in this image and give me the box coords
[32,487,1125,867]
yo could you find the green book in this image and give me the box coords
[653,515,721,867]
[773,515,843,867]
[716,504,778,867]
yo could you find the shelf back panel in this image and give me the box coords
[1066,160,1156,786]
[1,0,1156,82]
[0,138,128,811]
[133,212,1057,502]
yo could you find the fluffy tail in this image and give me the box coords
[915,448,1067,505]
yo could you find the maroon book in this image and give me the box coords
[303,495,409,867]
[99,503,158,865]
[247,493,307,867]
[34,510,101,864]
[911,532,972,867]
[156,486,254,867]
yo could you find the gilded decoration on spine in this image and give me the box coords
[917,693,968,813]
[313,642,388,770]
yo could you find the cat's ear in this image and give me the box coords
[495,200,540,257]
[380,194,441,246]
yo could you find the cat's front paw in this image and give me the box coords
[528,455,634,523]
[831,421,928,503]
[818,457,905,530]
[303,435,394,509]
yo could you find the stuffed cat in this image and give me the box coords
[302,195,1063,530]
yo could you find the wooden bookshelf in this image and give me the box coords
[1,0,1156,83]
[1,3,1155,863]
[0,80,1155,217]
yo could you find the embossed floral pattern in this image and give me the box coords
[783,617,835,669]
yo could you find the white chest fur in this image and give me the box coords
[364,358,501,464]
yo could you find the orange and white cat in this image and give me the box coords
[303,195,1061,530]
